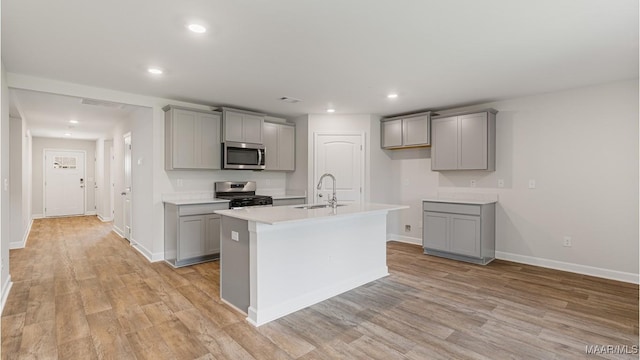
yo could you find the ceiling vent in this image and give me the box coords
[81,98,126,109]
[279,96,302,104]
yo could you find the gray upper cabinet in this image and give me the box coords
[381,112,431,149]
[263,121,295,171]
[382,119,403,148]
[431,109,497,171]
[164,105,221,170]
[222,108,265,144]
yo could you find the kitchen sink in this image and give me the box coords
[294,204,347,210]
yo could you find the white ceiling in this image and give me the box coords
[10,89,138,139]
[2,0,638,136]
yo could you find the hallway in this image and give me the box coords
[1,216,638,359]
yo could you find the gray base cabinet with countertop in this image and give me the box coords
[164,201,230,267]
[422,200,495,265]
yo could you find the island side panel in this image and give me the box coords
[247,212,389,326]
[220,216,250,313]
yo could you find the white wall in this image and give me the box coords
[383,79,639,280]
[31,137,97,217]
[129,107,155,257]
[1,61,12,311]
[9,116,30,248]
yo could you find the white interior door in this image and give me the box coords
[44,150,85,217]
[313,133,364,204]
[123,134,132,240]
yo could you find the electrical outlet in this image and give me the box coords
[498,179,504,188]
[563,236,572,247]
[470,179,477,188]
[528,179,536,189]
[405,225,411,232]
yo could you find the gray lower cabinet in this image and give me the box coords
[164,202,228,267]
[164,105,222,170]
[431,109,497,171]
[272,197,306,206]
[422,201,495,265]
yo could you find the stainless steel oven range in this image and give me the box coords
[214,181,272,209]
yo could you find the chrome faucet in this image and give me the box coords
[316,173,338,208]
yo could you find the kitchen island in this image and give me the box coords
[215,203,407,326]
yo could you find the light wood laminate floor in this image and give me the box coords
[2,216,638,359]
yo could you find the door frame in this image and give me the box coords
[123,132,132,241]
[311,131,366,203]
[42,148,87,217]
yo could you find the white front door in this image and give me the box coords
[313,133,364,204]
[44,150,85,217]
[123,133,132,241]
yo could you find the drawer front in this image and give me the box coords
[179,203,228,216]
[422,202,481,216]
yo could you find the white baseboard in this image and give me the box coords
[85,210,97,216]
[10,219,33,249]
[97,215,113,222]
[112,225,125,238]
[496,251,639,284]
[387,233,422,245]
[32,214,44,219]
[130,239,164,263]
[1,275,13,314]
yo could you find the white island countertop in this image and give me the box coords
[215,202,408,225]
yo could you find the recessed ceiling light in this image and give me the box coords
[147,67,163,75]
[69,120,78,124]
[326,108,336,113]
[387,93,398,99]
[187,24,207,33]
[64,133,72,136]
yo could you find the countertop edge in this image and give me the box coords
[163,198,231,206]
[215,203,408,225]
[422,198,497,205]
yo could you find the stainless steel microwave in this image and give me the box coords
[223,142,266,170]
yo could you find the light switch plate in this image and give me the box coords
[231,231,239,241]
[498,179,504,188]
[528,179,536,189]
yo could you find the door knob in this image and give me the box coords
[121,192,126,196]
[80,185,84,188]
[318,194,323,197]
